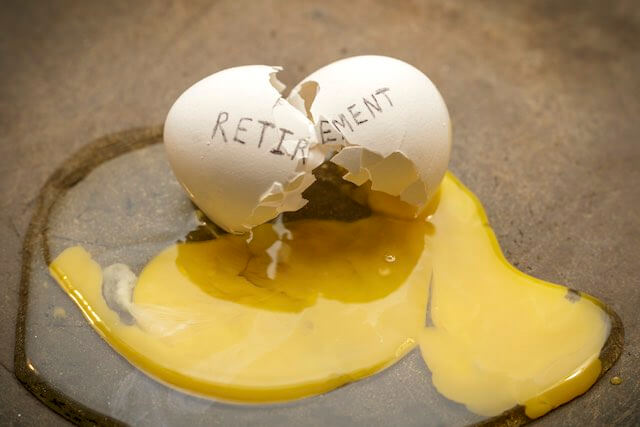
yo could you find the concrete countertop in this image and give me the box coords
[1,1,638,425]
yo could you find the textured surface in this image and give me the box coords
[1,0,639,425]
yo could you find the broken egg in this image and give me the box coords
[44,56,617,423]
[164,65,323,234]
[289,55,452,210]
[166,57,451,234]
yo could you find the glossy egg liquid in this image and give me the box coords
[49,173,610,419]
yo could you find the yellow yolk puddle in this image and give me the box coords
[49,173,610,419]
[419,175,609,418]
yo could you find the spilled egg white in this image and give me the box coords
[164,65,322,234]
[289,55,452,208]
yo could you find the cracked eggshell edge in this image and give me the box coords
[288,55,452,211]
[164,65,323,234]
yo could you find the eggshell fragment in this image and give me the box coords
[164,66,323,233]
[289,56,452,209]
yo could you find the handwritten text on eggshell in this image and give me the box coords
[210,87,393,160]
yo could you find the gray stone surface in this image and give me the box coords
[1,0,638,425]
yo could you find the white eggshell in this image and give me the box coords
[289,55,452,207]
[164,65,321,234]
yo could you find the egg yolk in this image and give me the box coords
[49,173,610,419]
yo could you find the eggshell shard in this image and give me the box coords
[288,55,452,210]
[164,65,322,233]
